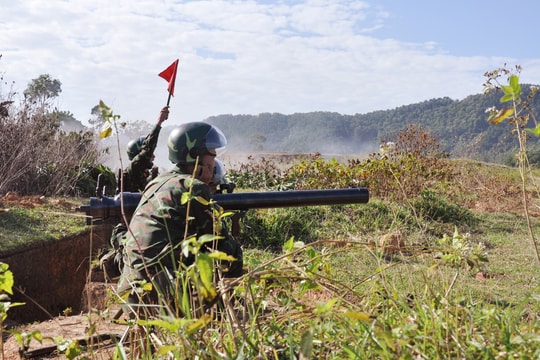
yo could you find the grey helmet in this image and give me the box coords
[209,158,226,186]
[126,136,147,160]
[168,122,227,165]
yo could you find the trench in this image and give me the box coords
[0,224,112,324]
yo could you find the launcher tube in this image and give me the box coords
[213,188,369,210]
[76,188,369,223]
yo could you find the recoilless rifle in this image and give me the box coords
[76,182,369,225]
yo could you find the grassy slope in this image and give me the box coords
[2,159,540,358]
[0,196,88,255]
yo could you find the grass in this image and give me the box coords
[0,197,88,255]
[3,156,540,358]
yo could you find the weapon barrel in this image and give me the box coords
[213,188,369,210]
[76,188,369,222]
[76,192,141,223]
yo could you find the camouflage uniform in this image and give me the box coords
[99,124,163,280]
[117,165,243,305]
[118,123,162,193]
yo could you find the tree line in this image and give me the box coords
[205,86,540,165]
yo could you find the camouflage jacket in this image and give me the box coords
[118,123,162,193]
[117,166,243,292]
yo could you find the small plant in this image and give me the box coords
[436,227,488,272]
[227,155,289,190]
[284,153,366,190]
[0,262,26,357]
[484,65,540,265]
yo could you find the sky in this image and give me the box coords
[2,0,540,128]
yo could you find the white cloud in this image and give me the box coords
[1,0,539,128]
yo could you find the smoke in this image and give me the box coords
[100,127,174,173]
[100,125,379,176]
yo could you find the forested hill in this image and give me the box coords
[205,85,540,164]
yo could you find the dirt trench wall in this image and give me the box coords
[0,225,112,323]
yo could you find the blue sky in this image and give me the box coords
[373,0,540,58]
[1,0,540,128]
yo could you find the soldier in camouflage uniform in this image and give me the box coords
[117,122,243,315]
[117,105,170,193]
[100,106,170,281]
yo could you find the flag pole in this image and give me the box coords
[159,58,179,107]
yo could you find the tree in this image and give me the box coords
[23,74,62,108]
[55,110,86,133]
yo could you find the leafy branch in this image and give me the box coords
[484,65,540,265]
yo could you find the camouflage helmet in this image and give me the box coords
[168,122,227,165]
[126,136,147,160]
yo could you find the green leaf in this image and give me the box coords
[208,250,237,261]
[141,282,153,292]
[509,74,521,97]
[525,124,540,137]
[341,311,374,322]
[500,75,522,103]
[488,107,514,125]
[185,314,212,335]
[313,298,339,315]
[219,211,236,219]
[298,279,320,294]
[299,330,313,360]
[0,263,14,295]
[196,253,217,300]
[140,317,189,332]
[283,236,295,253]
[99,121,112,139]
[180,192,192,205]
[501,84,514,97]
[197,233,218,245]
[156,345,178,356]
[500,93,514,103]
[194,195,210,206]
[305,246,317,259]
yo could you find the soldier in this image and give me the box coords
[209,158,236,194]
[118,105,169,193]
[100,106,170,281]
[117,122,243,317]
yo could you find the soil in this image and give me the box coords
[2,309,127,359]
[0,193,126,359]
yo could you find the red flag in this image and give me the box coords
[158,59,179,96]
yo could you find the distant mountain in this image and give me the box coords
[204,85,540,165]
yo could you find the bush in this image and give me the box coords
[0,100,104,196]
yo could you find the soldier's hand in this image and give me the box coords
[158,106,169,125]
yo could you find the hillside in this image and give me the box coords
[201,85,540,164]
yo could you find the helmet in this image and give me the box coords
[210,158,226,186]
[168,122,227,165]
[126,136,147,160]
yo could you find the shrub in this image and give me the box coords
[0,98,104,196]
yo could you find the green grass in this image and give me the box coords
[0,198,88,255]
